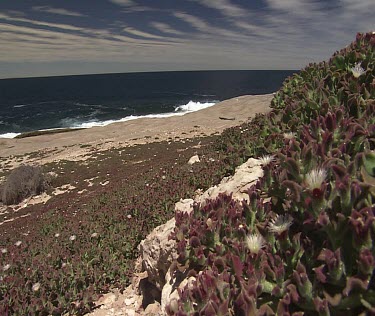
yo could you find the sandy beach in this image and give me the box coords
[0,94,273,169]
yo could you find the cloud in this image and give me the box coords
[173,12,208,34]
[150,22,184,36]
[191,0,248,18]
[265,0,318,13]
[0,12,174,44]
[0,13,84,32]
[123,26,166,40]
[109,0,136,7]
[0,11,184,65]
[172,11,253,41]
[32,6,86,17]
[0,1,374,79]
[108,0,162,13]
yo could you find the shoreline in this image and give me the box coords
[0,94,273,170]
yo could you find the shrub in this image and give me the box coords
[1,165,48,205]
[169,32,375,315]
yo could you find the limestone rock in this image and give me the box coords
[144,302,161,315]
[138,198,194,293]
[174,198,194,214]
[138,217,176,291]
[86,158,263,316]
[188,155,200,164]
[197,158,262,203]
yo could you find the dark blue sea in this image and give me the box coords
[0,70,296,138]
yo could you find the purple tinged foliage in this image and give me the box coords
[169,32,375,315]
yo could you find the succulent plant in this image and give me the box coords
[169,32,375,315]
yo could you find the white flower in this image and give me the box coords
[127,214,132,219]
[245,233,266,254]
[2,264,11,271]
[268,214,293,234]
[14,241,22,247]
[259,155,275,166]
[54,233,60,238]
[305,168,327,190]
[32,282,41,292]
[2,264,11,272]
[91,232,98,238]
[206,218,213,228]
[1,248,7,254]
[283,132,296,140]
[69,235,76,241]
[351,62,365,78]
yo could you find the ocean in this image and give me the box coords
[0,70,296,138]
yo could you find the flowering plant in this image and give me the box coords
[169,32,375,315]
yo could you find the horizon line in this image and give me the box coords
[0,68,300,81]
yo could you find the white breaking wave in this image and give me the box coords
[0,132,21,138]
[72,100,217,129]
[0,100,218,138]
[174,100,216,112]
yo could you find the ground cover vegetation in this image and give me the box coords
[168,32,375,315]
[0,136,231,315]
[0,32,373,315]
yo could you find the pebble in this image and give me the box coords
[124,297,135,306]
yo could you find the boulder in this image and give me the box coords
[138,198,194,292]
[138,218,176,291]
[187,155,200,165]
[197,158,262,203]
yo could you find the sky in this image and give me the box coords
[0,0,373,79]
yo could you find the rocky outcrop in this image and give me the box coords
[197,158,262,203]
[87,158,263,315]
[138,217,177,291]
[187,155,200,165]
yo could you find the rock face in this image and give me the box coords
[87,158,263,315]
[139,218,176,291]
[198,158,262,203]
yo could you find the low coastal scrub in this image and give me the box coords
[0,32,373,315]
[0,140,229,315]
[0,165,49,205]
[169,32,375,314]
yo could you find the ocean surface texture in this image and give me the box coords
[0,70,295,138]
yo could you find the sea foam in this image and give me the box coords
[0,132,22,138]
[0,100,217,138]
[174,101,216,112]
[71,100,216,129]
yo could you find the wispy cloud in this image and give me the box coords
[191,0,248,18]
[173,11,255,41]
[0,1,374,79]
[173,12,208,34]
[0,11,183,64]
[32,6,86,17]
[123,26,166,40]
[150,22,184,36]
[265,0,322,15]
[0,13,84,32]
[108,0,136,7]
[108,0,162,13]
